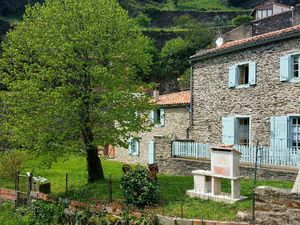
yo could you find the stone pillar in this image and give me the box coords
[212,177,221,195]
[292,170,300,193]
[231,180,240,199]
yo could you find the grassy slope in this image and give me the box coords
[0,155,293,221]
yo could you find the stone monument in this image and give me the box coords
[187,145,247,204]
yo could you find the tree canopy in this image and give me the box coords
[0,0,154,182]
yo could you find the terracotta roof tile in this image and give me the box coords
[191,24,300,61]
[156,90,190,106]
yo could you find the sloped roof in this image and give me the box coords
[190,24,300,62]
[157,90,190,106]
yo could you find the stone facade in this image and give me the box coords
[114,106,190,165]
[190,37,300,146]
[255,186,300,225]
[154,137,298,181]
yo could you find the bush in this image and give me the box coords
[231,15,253,27]
[0,150,29,179]
[134,13,151,27]
[31,200,66,224]
[120,166,159,207]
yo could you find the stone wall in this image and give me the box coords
[255,186,300,225]
[154,137,298,181]
[190,36,300,146]
[114,106,190,165]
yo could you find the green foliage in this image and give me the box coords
[213,15,229,27]
[177,69,190,90]
[0,150,29,179]
[134,13,151,27]
[231,15,253,27]
[159,38,189,78]
[120,166,159,207]
[0,0,154,179]
[0,202,33,225]
[31,200,66,224]
[156,17,214,81]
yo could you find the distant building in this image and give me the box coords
[250,2,290,20]
[114,90,190,165]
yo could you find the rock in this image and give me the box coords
[237,211,252,221]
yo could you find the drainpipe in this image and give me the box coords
[186,62,193,140]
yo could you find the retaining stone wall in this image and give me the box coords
[255,186,300,225]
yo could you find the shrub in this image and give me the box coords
[231,15,253,27]
[31,200,66,224]
[0,150,29,179]
[120,166,159,207]
[134,13,151,27]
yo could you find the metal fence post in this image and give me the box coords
[108,175,112,203]
[65,173,68,196]
[252,141,259,225]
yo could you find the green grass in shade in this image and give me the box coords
[0,155,294,221]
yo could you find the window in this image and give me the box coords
[151,108,165,126]
[221,116,250,146]
[238,64,249,85]
[291,117,300,148]
[270,116,300,149]
[280,54,300,82]
[237,118,250,146]
[228,62,256,88]
[293,55,300,79]
[128,138,139,155]
[153,109,161,124]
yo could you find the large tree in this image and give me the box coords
[0,0,154,182]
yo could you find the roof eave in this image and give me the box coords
[190,31,300,64]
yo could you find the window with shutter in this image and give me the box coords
[128,138,139,156]
[228,62,256,88]
[151,108,164,127]
[222,116,250,145]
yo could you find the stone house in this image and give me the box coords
[114,90,190,165]
[189,24,300,151]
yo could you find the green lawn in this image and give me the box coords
[0,155,293,221]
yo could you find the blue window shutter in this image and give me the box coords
[135,140,140,156]
[222,117,236,144]
[249,62,256,85]
[229,65,237,88]
[280,55,291,81]
[270,116,289,149]
[160,108,165,126]
[150,110,155,123]
[128,138,132,155]
[148,141,155,164]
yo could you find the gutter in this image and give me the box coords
[190,29,300,64]
[186,65,193,140]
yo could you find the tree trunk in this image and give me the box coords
[86,143,104,182]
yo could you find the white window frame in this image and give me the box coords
[291,54,300,81]
[235,117,251,146]
[290,116,300,149]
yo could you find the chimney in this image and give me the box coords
[153,84,160,102]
